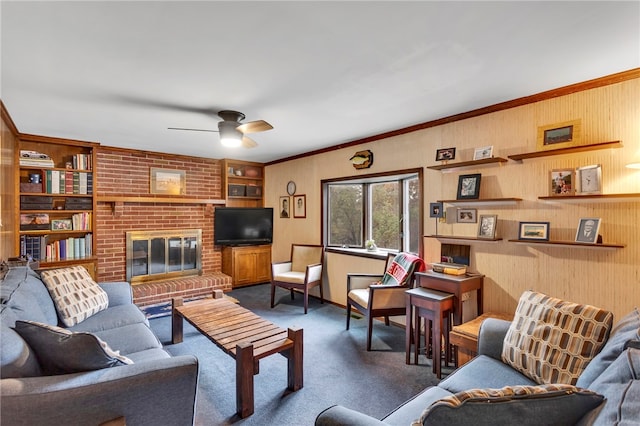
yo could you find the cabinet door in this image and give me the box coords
[233,250,258,286]
[255,247,272,282]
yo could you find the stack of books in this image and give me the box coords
[19,150,54,168]
[431,262,467,276]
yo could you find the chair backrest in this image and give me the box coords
[290,244,324,272]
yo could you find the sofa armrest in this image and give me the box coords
[315,405,388,426]
[98,282,133,307]
[1,355,199,426]
[477,318,512,360]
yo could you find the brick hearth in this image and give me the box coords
[132,273,232,307]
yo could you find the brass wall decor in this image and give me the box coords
[350,150,373,169]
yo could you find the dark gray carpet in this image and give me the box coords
[150,283,451,425]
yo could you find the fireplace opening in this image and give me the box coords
[126,229,202,284]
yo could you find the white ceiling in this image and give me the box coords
[2,1,639,163]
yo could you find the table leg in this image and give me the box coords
[236,342,255,418]
[286,327,304,391]
[433,310,442,379]
[405,294,412,364]
[171,297,183,344]
[414,309,420,365]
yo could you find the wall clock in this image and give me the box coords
[576,165,602,194]
[287,181,296,195]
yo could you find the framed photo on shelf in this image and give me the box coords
[536,119,581,151]
[429,202,444,218]
[293,194,306,218]
[51,219,73,231]
[518,222,550,241]
[473,146,493,161]
[279,196,291,218]
[576,164,602,194]
[456,173,481,200]
[435,147,456,161]
[150,168,186,195]
[575,218,601,243]
[549,169,574,196]
[456,208,477,223]
[477,214,497,239]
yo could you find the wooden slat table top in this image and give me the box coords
[175,297,293,360]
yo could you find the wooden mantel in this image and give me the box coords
[98,194,226,217]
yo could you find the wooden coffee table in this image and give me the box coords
[171,290,303,418]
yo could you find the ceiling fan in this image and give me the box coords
[168,110,273,148]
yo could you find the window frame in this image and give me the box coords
[321,168,423,257]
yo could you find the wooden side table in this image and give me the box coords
[405,287,454,379]
[449,312,513,367]
[415,270,484,326]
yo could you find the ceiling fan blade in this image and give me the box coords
[241,135,258,149]
[167,127,219,132]
[237,120,273,134]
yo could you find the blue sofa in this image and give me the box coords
[1,265,199,426]
[316,307,640,425]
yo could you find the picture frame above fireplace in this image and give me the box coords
[150,168,186,195]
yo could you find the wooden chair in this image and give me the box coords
[346,252,423,351]
[270,244,324,314]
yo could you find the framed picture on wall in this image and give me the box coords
[279,196,291,218]
[456,208,477,223]
[477,214,497,239]
[457,174,481,200]
[549,169,574,196]
[435,147,456,161]
[575,217,601,244]
[429,202,444,218]
[473,146,493,160]
[518,222,550,241]
[293,194,306,218]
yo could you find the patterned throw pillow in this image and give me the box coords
[40,266,109,327]
[501,291,613,385]
[413,384,604,426]
[13,320,133,375]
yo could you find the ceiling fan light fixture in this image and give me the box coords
[218,121,243,148]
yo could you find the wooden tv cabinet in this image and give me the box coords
[222,244,272,287]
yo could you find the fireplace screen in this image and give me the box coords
[126,229,202,283]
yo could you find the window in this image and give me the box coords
[323,169,422,254]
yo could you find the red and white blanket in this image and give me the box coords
[379,253,426,286]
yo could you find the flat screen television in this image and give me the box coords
[214,207,273,246]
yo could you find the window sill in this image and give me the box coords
[325,247,392,260]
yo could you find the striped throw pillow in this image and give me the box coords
[40,266,109,327]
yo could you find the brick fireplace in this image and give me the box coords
[95,148,232,306]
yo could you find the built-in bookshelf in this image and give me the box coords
[15,135,99,279]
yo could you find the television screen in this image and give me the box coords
[214,207,273,246]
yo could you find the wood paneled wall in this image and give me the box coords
[0,105,18,260]
[265,77,640,321]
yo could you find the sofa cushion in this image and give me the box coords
[578,348,640,425]
[413,384,604,426]
[576,307,640,388]
[67,304,148,333]
[1,266,58,325]
[439,354,536,394]
[93,322,163,355]
[502,291,612,385]
[40,266,109,327]
[13,320,133,375]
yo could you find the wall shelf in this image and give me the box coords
[538,193,640,203]
[98,195,226,205]
[427,157,508,171]
[508,141,622,161]
[437,197,521,207]
[508,239,624,249]
[427,235,502,242]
